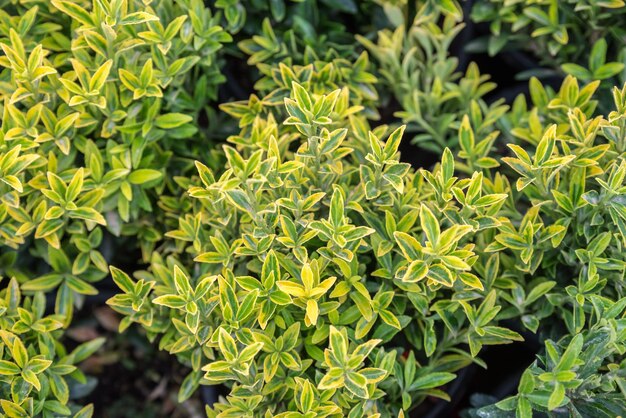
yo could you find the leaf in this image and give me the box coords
[27,358,51,374]
[173,266,192,295]
[343,226,375,242]
[410,372,456,391]
[153,295,186,309]
[66,168,84,202]
[128,169,162,185]
[70,207,106,225]
[51,0,94,26]
[89,60,112,91]
[225,189,254,214]
[66,276,98,295]
[237,290,259,322]
[535,125,556,166]
[394,231,422,260]
[120,11,159,25]
[561,63,591,80]
[483,326,524,342]
[420,204,440,245]
[276,281,305,298]
[0,400,28,418]
[306,299,319,325]
[557,334,583,371]
[589,39,607,72]
[344,372,368,398]
[383,125,405,160]
[441,148,454,181]
[402,260,428,283]
[70,338,105,363]
[459,272,484,290]
[458,115,475,152]
[178,372,200,403]
[330,187,344,227]
[594,62,625,80]
[292,82,312,111]
[73,404,94,418]
[318,367,344,390]
[1,175,22,192]
[379,310,402,329]
[328,326,347,361]
[21,274,63,292]
[238,342,263,363]
[110,267,134,293]
[47,172,67,197]
[526,281,556,305]
[155,113,193,129]
[548,382,565,410]
[218,328,238,362]
[0,360,20,375]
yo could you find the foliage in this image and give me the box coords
[471,0,626,78]
[0,0,231,414]
[0,0,625,417]
[108,79,524,415]
[359,7,506,153]
[467,74,626,418]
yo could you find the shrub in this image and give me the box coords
[471,0,626,85]
[476,75,626,417]
[359,9,506,153]
[0,0,230,413]
[109,81,523,414]
[1,0,626,417]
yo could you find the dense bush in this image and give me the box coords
[0,0,625,417]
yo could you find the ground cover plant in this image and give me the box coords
[0,0,625,417]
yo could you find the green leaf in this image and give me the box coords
[420,204,440,245]
[441,148,454,181]
[318,367,344,390]
[128,169,162,185]
[153,295,186,309]
[344,372,368,398]
[66,276,98,295]
[66,168,84,202]
[589,39,607,72]
[292,82,312,111]
[437,0,461,19]
[218,328,238,362]
[70,338,105,363]
[120,11,159,26]
[21,274,63,292]
[110,267,134,293]
[548,382,565,410]
[173,266,192,295]
[561,63,591,80]
[155,113,193,129]
[89,60,112,91]
[594,62,625,79]
[0,360,20,375]
[51,0,94,26]
[410,372,456,391]
[379,310,402,329]
[557,334,583,371]
[73,404,94,418]
[402,260,428,283]
[11,338,28,368]
[70,207,106,225]
[330,187,344,227]
[383,125,405,160]
[0,400,28,418]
